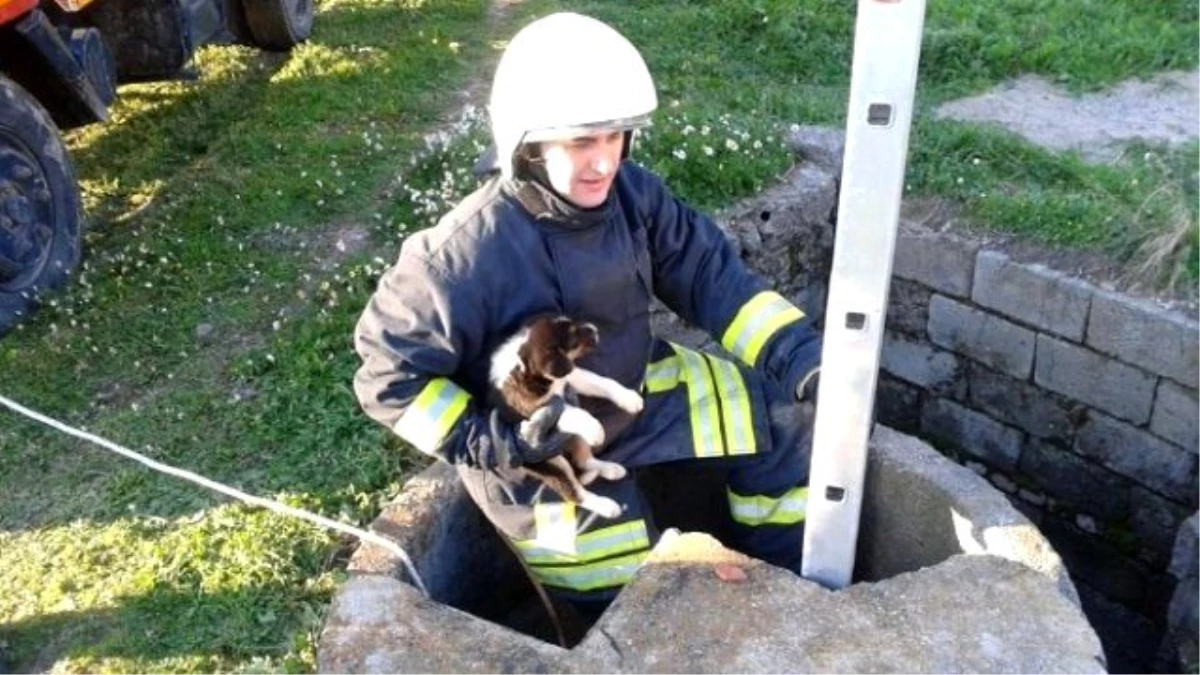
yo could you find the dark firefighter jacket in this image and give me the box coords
[353,161,821,468]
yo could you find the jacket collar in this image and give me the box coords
[504,176,615,231]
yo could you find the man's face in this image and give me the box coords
[541,130,625,208]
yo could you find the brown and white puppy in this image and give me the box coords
[489,316,644,518]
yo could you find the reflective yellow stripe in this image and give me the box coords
[647,344,762,458]
[705,354,756,456]
[674,344,724,458]
[728,486,809,526]
[527,551,649,592]
[514,520,650,564]
[532,502,577,555]
[644,356,681,394]
[392,378,470,455]
[720,291,804,367]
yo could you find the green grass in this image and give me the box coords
[573,0,1199,289]
[1,0,499,671]
[1,1,1196,672]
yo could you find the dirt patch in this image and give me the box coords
[935,70,1199,164]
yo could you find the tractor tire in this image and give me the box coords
[241,0,314,50]
[0,76,83,337]
[223,0,256,45]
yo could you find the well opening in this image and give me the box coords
[334,424,1080,659]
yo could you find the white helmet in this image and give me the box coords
[488,12,658,178]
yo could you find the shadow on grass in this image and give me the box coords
[66,0,481,243]
[0,577,333,673]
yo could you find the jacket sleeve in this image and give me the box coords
[352,249,501,467]
[636,166,822,398]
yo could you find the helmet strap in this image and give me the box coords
[621,130,634,160]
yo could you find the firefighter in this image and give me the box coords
[353,12,822,612]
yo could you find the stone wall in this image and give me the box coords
[1171,509,1200,667]
[881,229,1198,673]
[719,127,1199,673]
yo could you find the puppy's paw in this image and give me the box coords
[558,407,606,447]
[578,467,600,486]
[613,388,644,414]
[580,493,623,519]
[593,459,626,482]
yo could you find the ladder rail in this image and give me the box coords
[801,0,928,590]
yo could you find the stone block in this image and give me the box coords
[881,335,962,391]
[1151,380,1199,452]
[1129,486,1193,566]
[1076,514,1100,534]
[886,277,932,337]
[1168,512,1199,581]
[1018,489,1049,508]
[787,124,845,175]
[921,397,1024,471]
[929,295,1036,379]
[893,225,979,297]
[969,362,1079,442]
[972,251,1094,341]
[721,162,836,311]
[321,499,1102,674]
[580,535,1103,674]
[989,472,1018,494]
[1035,334,1156,425]
[1087,290,1200,387]
[1165,576,1199,673]
[1018,439,1130,522]
[1076,411,1198,506]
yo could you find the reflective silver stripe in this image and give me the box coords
[514,520,650,564]
[392,378,471,454]
[528,551,649,592]
[728,486,809,526]
[704,354,756,456]
[673,344,723,458]
[721,291,805,367]
[644,356,682,394]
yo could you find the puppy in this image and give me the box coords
[489,316,644,518]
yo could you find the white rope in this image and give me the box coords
[0,393,429,597]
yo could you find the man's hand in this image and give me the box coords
[795,367,820,404]
[795,367,820,427]
[487,396,572,468]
